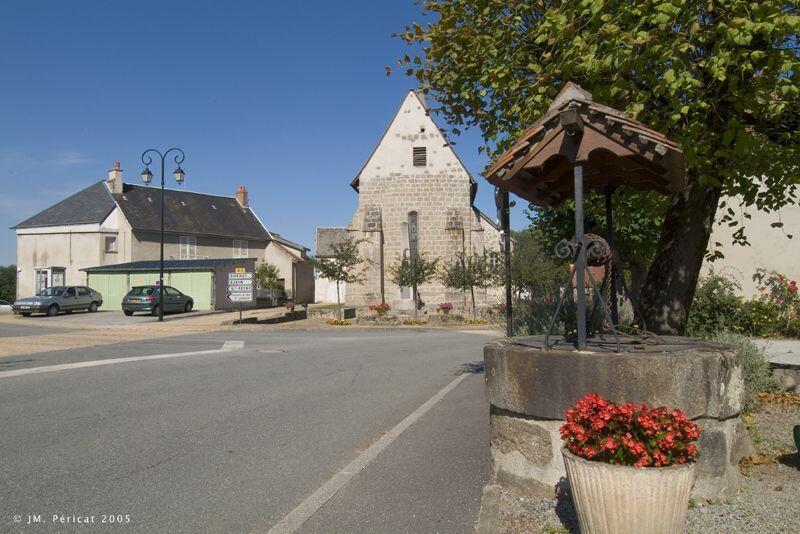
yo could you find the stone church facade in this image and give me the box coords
[316,90,502,311]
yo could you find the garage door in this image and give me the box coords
[87,273,129,311]
[167,271,213,310]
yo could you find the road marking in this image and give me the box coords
[0,341,245,379]
[262,371,471,534]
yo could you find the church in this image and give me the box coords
[315,90,502,311]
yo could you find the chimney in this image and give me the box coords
[107,162,124,195]
[236,185,249,208]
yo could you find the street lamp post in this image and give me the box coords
[140,148,186,322]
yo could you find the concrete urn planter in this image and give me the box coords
[562,449,694,534]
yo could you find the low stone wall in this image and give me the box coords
[484,337,753,500]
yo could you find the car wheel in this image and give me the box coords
[46,304,59,317]
[184,301,193,313]
[88,302,99,313]
[123,310,134,316]
[21,312,31,317]
[151,304,161,317]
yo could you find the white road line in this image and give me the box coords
[0,341,245,379]
[262,371,471,534]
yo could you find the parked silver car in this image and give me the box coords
[13,286,103,317]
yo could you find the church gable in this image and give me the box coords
[350,90,474,191]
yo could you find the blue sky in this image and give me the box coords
[0,1,528,266]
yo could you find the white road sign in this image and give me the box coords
[227,271,254,302]
[227,285,251,293]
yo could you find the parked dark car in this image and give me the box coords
[13,286,103,317]
[122,285,194,316]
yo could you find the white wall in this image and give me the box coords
[703,197,800,298]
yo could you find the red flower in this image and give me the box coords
[560,394,700,468]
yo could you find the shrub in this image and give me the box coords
[326,319,351,326]
[712,332,777,411]
[369,302,391,316]
[560,394,700,468]
[686,272,744,337]
[438,302,453,314]
[402,319,427,325]
[734,297,783,337]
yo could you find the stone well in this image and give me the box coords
[484,336,753,500]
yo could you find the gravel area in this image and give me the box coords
[493,396,800,534]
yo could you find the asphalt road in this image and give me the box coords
[0,329,491,533]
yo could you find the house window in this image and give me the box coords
[233,239,248,258]
[413,146,427,166]
[105,236,117,253]
[180,236,197,260]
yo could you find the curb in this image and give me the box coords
[474,484,502,534]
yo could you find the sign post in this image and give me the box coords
[227,268,254,324]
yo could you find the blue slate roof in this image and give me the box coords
[12,181,116,229]
[114,184,270,241]
[82,258,255,272]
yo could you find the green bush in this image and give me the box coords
[734,298,783,337]
[688,272,799,339]
[686,273,744,337]
[712,332,777,411]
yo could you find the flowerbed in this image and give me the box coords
[402,319,427,326]
[326,319,351,326]
[560,393,700,467]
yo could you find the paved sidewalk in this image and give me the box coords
[753,338,800,367]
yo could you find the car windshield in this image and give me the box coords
[37,287,66,297]
[128,287,157,296]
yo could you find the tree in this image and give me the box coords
[387,252,440,318]
[312,238,367,319]
[440,250,502,314]
[254,262,283,291]
[0,265,16,303]
[510,229,565,298]
[397,1,799,334]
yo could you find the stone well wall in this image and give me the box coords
[484,337,754,500]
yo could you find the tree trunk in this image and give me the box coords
[470,286,476,317]
[336,280,342,321]
[639,174,721,335]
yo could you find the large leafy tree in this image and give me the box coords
[312,238,367,319]
[397,0,799,334]
[0,265,16,303]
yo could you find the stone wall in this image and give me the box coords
[484,337,753,500]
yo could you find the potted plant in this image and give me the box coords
[560,394,699,534]
[284,299,295,313]
[438,302,453,316]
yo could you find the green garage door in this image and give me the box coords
[168,271,213,310]
[87,273,129,311]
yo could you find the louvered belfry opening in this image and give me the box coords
[412,146,427,167]
[484,81,685,351]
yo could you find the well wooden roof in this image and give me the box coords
[484,82,684,207]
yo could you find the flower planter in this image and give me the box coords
[562,449,694,534]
